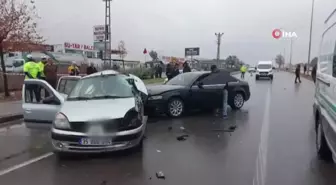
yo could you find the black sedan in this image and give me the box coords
[145,70,251,117]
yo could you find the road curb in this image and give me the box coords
[0,114,23,124]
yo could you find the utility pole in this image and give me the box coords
[104,0,112,68]
[307,0,315,68]
[289,37,293,67]
[283,48,286,68]
[215,33,224,68]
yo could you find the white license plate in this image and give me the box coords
[80,138,112,146]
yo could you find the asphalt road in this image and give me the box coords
[0,72,335,185]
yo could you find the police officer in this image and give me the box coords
[68,61,80,76]
[38,56,47,80]
[24,54,42,102]
[240,65,247,79]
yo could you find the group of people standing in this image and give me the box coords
[294,63,317,84]
[24,54,58,102]
[165,62,191,80]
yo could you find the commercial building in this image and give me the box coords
[53,42,98,59]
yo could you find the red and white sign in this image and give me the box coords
[272,29,298,39]
[64,42,95,51]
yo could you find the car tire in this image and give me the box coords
[270,76,273,81]
[255,76,259,80]
[167,97,184,117]
[316,119,332,161]
[229,92,245,110]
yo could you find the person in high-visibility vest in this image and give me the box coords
[24,54,42,102]
[240,65,247,79]
[38,56,47,80]
[68,61,80,76]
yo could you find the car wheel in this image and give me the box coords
[270,76,273,81]
[316,120,332,161]
[230,92,245,110]
[255,76,259,80]
[167,97,184,117]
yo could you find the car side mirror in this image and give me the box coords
[42,95,60,105]
[197,81,204,88]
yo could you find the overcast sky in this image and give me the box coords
[33,0,335,65]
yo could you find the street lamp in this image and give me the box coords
[307,0,315,68]
[103,0,112,68]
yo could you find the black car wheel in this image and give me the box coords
[167,97,184,117]
[316,119,332,161]
[256,76,259,80]
[229,92,245,110]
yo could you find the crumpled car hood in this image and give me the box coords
[60,97,136,122]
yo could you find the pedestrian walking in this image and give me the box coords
[24,54,42,102]
[295,64,302,83]
[86,62,97,75]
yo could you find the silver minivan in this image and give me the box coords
[313,10,336,162]
[22,70,148,158]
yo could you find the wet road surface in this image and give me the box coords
[0,72,335,185]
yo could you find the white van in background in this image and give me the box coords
[255,61,273,80]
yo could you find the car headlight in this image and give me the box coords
[53,112,71,129]
[148,95,163,100]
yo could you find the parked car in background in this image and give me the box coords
[22,70,148,158]
[248,67,256,73]
[145,70,250,117]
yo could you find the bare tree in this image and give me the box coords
[149,50,158,61]
[275,54,285,68]
[0,0,43,96]
[117,40,127,70]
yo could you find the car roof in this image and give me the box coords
[82,70,120,79]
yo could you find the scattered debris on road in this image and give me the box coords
[156,171,165,179]
[212,125,237,132]
[168,126,172,131]
[156,149,161,153]
[177,134,189,141]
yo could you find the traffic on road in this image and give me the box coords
[0,71,335,185]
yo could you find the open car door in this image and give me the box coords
[22,79,64,129]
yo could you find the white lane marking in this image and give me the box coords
[0,152,53,176]
[253,88,271,185]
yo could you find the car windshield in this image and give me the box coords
[67,74,134,100]
[166,72,198,86]
[258,64,272,69]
